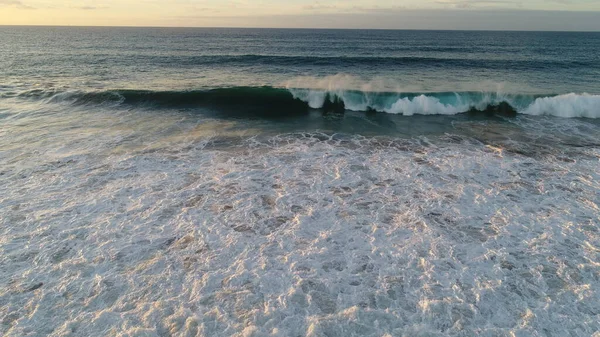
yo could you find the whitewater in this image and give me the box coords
[2,106,599,336]
[289,89,600,118]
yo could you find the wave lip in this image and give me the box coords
[4,86,600,119]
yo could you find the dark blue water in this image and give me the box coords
[2,27,599,93]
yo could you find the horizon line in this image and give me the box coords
[1,24,599,33]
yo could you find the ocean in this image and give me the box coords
[1,27,599,336]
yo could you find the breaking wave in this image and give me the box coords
[5,86,600,118]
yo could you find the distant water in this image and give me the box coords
[1,27,599,337]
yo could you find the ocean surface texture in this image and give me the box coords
[1,27,599,337]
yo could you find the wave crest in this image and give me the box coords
[289,88,599,118]
[523,93,600,118]
[4,86,599,118]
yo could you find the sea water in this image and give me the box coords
[1,27,599,336]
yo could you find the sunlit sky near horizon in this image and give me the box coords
[1,0,600,30]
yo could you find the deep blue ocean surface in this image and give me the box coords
[1,27,599,337]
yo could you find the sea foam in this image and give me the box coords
[523,93,600,118]
[289,88,600,118]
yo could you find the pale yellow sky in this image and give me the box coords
[1,0,599,30]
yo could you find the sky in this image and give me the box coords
[1,0,600,31]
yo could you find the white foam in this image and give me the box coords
[522,93,600,118]
[290,87,600,118]
[1,100,600,337]
[289,89,494,115]
[384,95,465,115]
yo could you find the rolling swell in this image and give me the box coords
[8,86,600,118]
[97,54,596,71]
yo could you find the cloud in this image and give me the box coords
[434,0,522,9]
[301,0,523,14]
[303,4,338,11]
[76,5,109,10]
[0,0,34,9]
[302,2,410,14]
